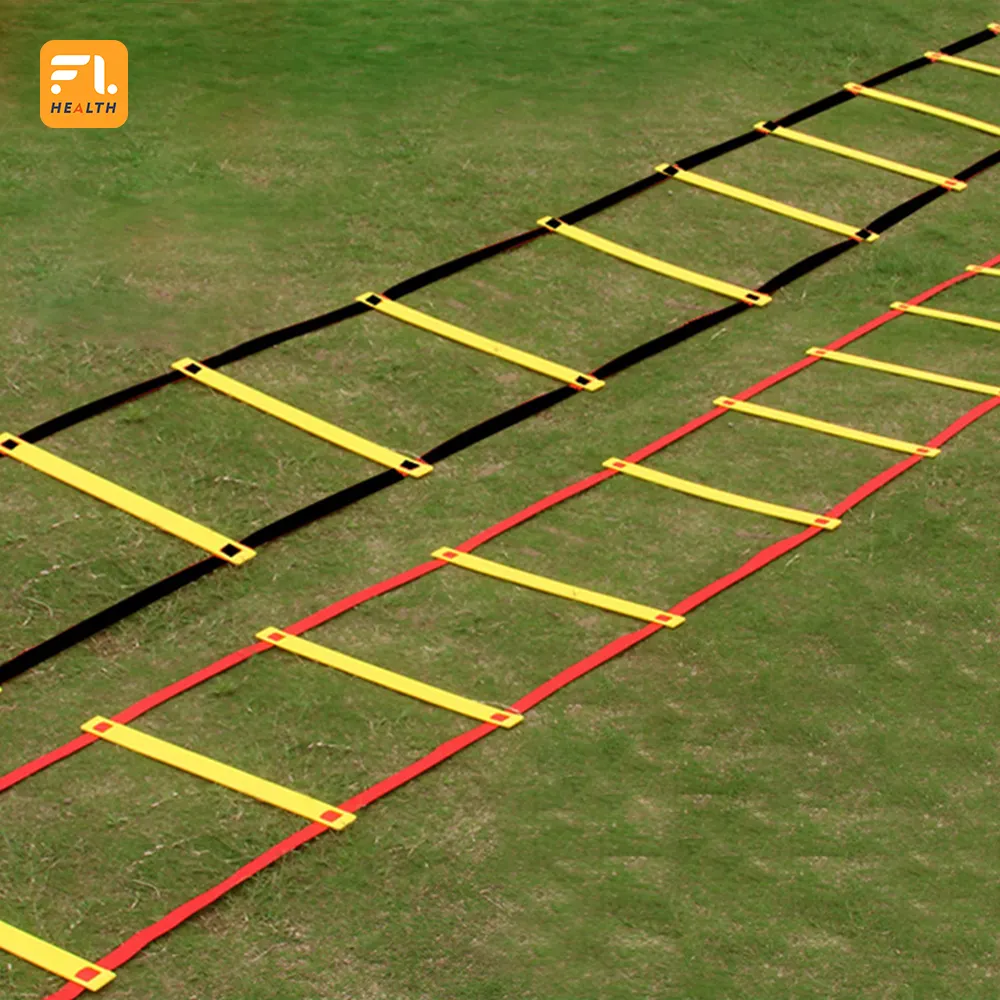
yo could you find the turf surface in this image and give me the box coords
[1,2,998,998]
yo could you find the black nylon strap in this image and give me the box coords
[954,147,1000,181]
[674,130,766,170]
[941,28,999,55]
[20,371,183,443]
[560,174,667,225]
[865,187,950,234]
[3,25,998,684]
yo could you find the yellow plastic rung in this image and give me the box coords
[844,82,1000,138]
[602,457,841,530]
[431,547,685,627]
[925,50,1000,77]
[356,293,604,392]
[257,628,523,728]
[807,347,1000,396]
[753,120,966,191]
[656,163,877,241]
[0,920,115,992]
[81,716,356,830]
[172,358,431,477]
[965,265,1000,277]
[536,216,772,307]
[0,434,255,565]
[714,396,940,457]
[891,301,1000,333]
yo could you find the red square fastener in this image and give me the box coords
[490,712,509,723]
[442,550,457,559]
[655,614,672,624]
[815,517,829,525]
[93,721,112,734]
[320,810,342,823]
[268,631,285,642]
[75,967,100,983]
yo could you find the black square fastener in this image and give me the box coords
[661,164,680,177]
[1,438,18,450]
[400,459,420,470]
[220,543,241,558]
[185,363,202,374]
[366,295,382,306]
[575,375,591,385]
[546,217,561,229]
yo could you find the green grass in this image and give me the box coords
[1,2,999,998]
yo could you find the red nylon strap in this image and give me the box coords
[0,734,98,794]
[42,367,998,1000]
[43,821,330,1000]
[460,470,616,551]
[927,395,1000,447]
[282,560,445,634]
[40,622,662,1000]
[41,388,1000,1000]
[14,257,1000,999]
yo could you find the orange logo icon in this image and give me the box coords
[40,40,128,128]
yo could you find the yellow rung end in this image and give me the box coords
[536,216,772,307]
[925,50,1000,77]
[81,716,356,831]
[807,347,1000,396]
[356,292,604,392]
[172,358,432,477]
[966,265,1000,277]
[891,302,1000,333]
[654,163,877,242]
[713,396,940,458]
[751,120,966,191]
[0,434,255,565]
[991,22,1000,34]
[0,920,115,992]
[602,457,841,530]
[257,628,524,729]
[844,82,1000,138]
[432,546,685,627]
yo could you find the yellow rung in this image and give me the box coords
[536,216,771,307]
[891,301,1000,333]
[656,163,877,241]
[0,920,114,992]
[844,82,1000,138]
[965,265,1000,277]
[0,434,255,565]
[925,50,1000,77]
[602,457,841,530]
[714,396,940,457]
[753,120,966,191]
[807,347,1000,396]
[257,628,523,728]
[432,547,685,627]
[172,358,431,478]
[81,716,356,830]
[356,293,604,392]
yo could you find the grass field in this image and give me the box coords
[1,2,999,998]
